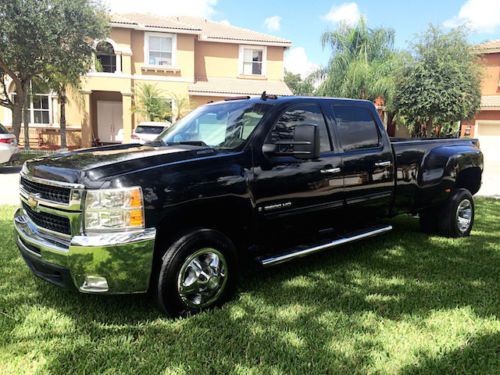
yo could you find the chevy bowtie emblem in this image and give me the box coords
[27,193,41,210]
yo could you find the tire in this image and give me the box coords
[156,229,238,317]
[438,188,475,238]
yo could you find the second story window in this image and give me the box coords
[239,46,266,76]
[145,33,176,67]
[96,41,117,73]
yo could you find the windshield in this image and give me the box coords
[0,124,7,134]
[158,101,271,150]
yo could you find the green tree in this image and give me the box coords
[133,84,172,122]
[394,25,481,137]
[0,0,108,147]
[284,70,315,96]
[317,17,400,110]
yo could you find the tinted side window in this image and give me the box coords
[0,124,7,134]
[268,104,331,152]
[333,106,380,151]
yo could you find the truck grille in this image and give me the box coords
[20,177,71,204]
[22,202,71,235]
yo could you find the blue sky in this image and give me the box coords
[107,0,500,76]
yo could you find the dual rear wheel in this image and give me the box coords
[419,188,475,237]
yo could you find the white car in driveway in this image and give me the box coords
[131,122,171,144]
[0,123,19,164]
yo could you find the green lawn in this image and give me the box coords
[0,200,499,374]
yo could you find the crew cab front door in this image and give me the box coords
[251,102,344,248]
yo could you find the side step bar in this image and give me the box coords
[258,224,392,267]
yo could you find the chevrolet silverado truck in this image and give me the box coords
[14,95,483,317]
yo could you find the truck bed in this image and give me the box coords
[390,137,482,213]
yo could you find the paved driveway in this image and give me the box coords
[0,166,20,206]
[478,160,500,198]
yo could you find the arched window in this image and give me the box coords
[96,41,117,73]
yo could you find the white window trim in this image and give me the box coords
[94,39,121,74]
[144,32,177,68]
[238,45,267,76]
[11,93,53,127]
[31,94,52,126]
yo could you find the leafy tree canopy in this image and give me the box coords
[0,0,109,142]
[394,25,481,137]
[284,70,315,96]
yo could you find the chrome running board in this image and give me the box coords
[258,224,392,267]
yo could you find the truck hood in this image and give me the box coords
[24,143,218,184]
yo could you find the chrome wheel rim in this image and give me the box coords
[177,248,228,308]
[456,199,472,233]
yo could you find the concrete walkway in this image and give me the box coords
[0,166,20,206]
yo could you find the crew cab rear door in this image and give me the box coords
[329,103,394,212]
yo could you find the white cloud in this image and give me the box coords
[443,0,500,33]
[284,47,319,79]
[105,0,218,18]
[264,16,281,32]
[322,2,361,26]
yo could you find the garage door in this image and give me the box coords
[477,121,500,163]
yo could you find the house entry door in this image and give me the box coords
[97,100,123,143]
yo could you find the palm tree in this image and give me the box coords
[133,84,171,122]
[317,17,401,109]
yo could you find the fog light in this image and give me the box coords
[81,276,109,293]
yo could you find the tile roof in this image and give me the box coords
[474,39,500,54]
[111,14,291,46]
[189,77,293,96]
[111,13,201,33]
[481,95,500,109]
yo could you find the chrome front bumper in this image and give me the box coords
[14,208,156,294]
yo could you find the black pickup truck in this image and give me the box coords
[14,96,483,317]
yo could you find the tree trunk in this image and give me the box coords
[22,98,30,150]
[11,88,26,143]
[60,88,67,150]
[386,112,396,137]
[435,124,442,138]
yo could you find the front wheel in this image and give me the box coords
[438,188,475,237]
[156,229,238,317]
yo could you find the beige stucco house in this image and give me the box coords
[0,14,292,148]
[460,40,500,168]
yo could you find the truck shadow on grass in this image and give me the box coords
[1,199,499,373]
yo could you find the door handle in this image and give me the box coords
[374,161,391,167]
[321,167,341,174]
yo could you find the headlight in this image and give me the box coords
[84,187,145,232]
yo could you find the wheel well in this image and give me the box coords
[456,167,482,195]
[148,208,249,291]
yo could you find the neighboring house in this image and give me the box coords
[461,40,500,166]
[0,14,292,148]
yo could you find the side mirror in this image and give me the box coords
[263,124,320,160]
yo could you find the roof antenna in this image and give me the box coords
[261,91,267,100]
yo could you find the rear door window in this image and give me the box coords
[333,106,380,152]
